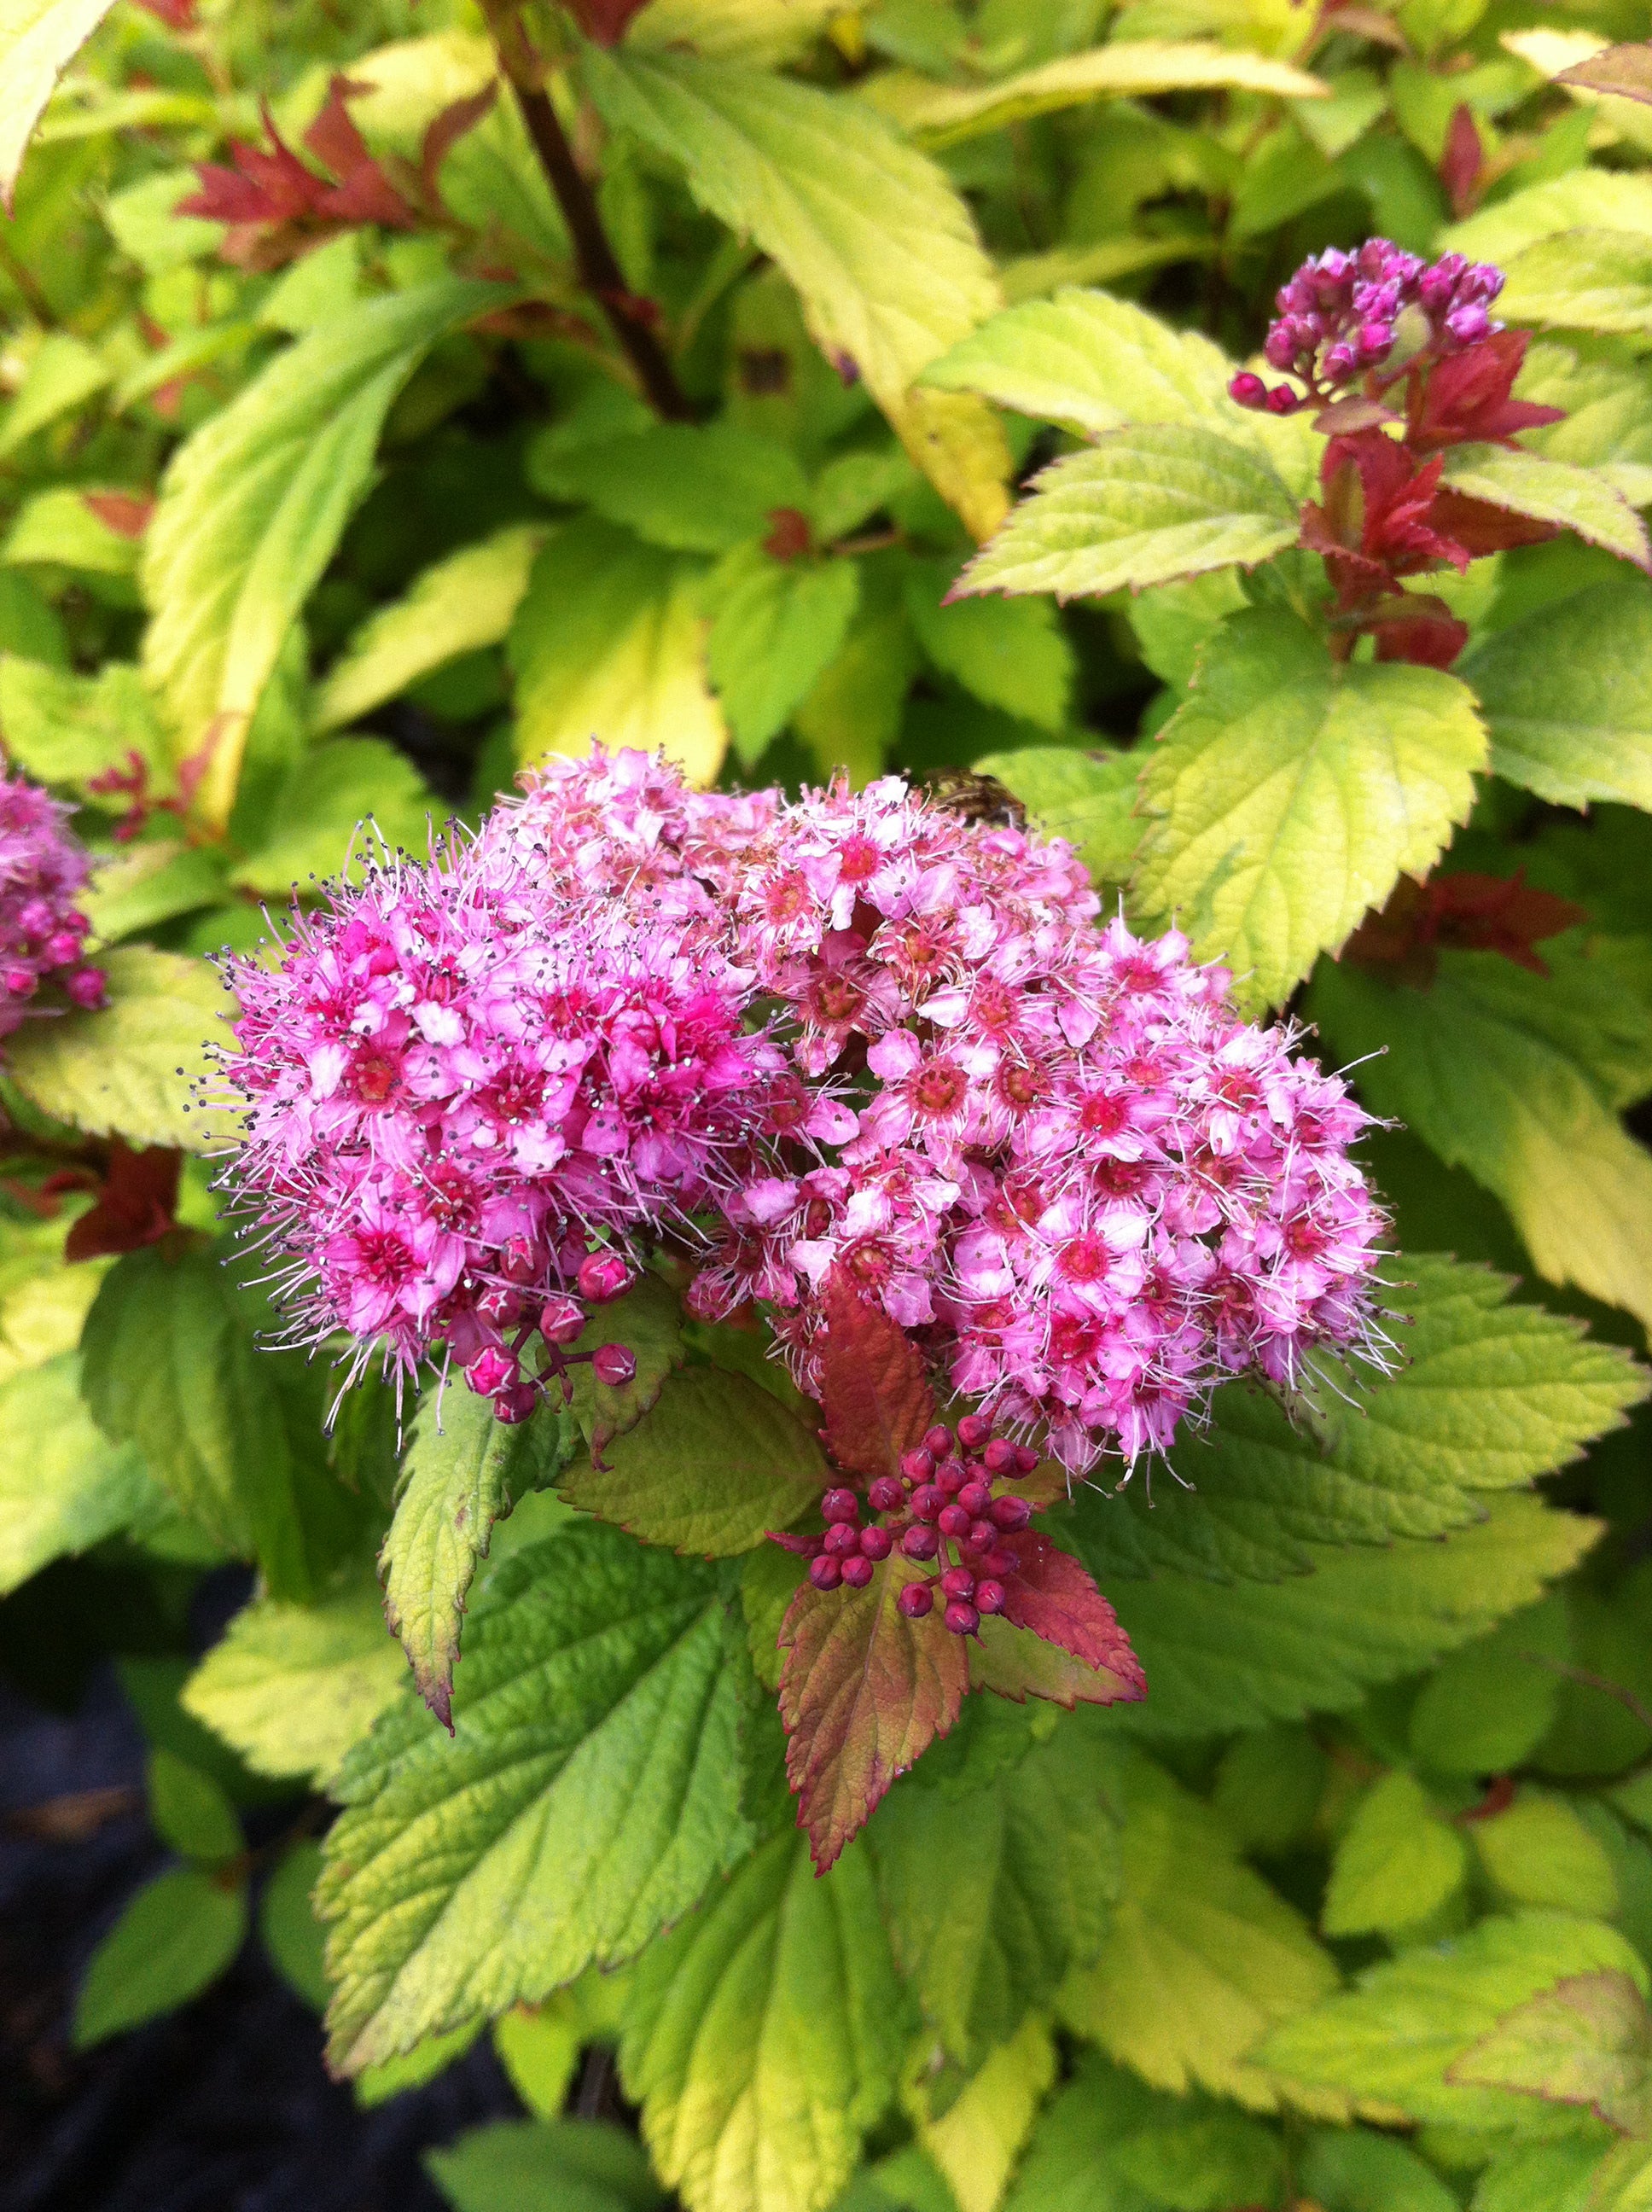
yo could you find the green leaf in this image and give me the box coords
[509,519,727,788]
[0,1,121,203]
[428,2118,666,2212]
[382,1390,566,1726]
[565,1273,686,1458]
[142,279,504,821]
[779,1557,971,1871]
[492,2001,583,2123]
[319,1525,757,2073]
[1295,2128,1457,2212]
[975,744,1142,891]
[354,2018,484,2109]
[1471,1790,1621,1918]
[73,1865,247,2048]
[581,48,1010,541]
[1056,1743,1338,2112]
[1443,174,1652,265]
[1438,446,1650,571]
[261,1839,329,2011]
[1135,608,1485,1006]
[1500,231,1652,337]
[1409,1600,1571,1778]
[0,1353,155,1594]
[870,1726,1118,2064]
[1259,1911,1647,2133]
[561,1365,827,1558]
[0,655,171,794]
[794,600,919,786]
[618,1831,908,2212]
[877,40,1323,147]
[1099,1497,1601,1737]
[1472,2139,1622,2212]
[914,2014,1056,2212]
[3,485,138,572]
[1308,946,1652,1336]
[902,558,1073,732]
[1323,1771,1468,1939]
[553,423,811,556]
[182,1580,406,1785]
[1513,341,1652,508]
[1076,1255,1646,1586]
[956,425,1299,604]
[5,946,231,1153]
[707,544,862,763]
[1458,580,1652,812]
[230,737,438,894]
[1451,1970,1652,2139]
[316,526,544,732]
[1003,2051,1284,2212]
[147,1746,244,1866]
[0,330,109,453]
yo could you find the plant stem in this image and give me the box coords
[478,0,695,422]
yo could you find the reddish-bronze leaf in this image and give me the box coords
[1440,102,1483,221]
[816,1269,936,1483]
[1558,43,1652,106]
[995,1533,1146,1692]
[65,1142,181,1263]
[1344,869,1589,986]
[567,0,656,44]
[422,84,499,207]
[779,1558,969,1871]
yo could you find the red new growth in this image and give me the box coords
[1345,870,1590,987]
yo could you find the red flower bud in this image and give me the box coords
[859,1524,893,1561]
[897,1580,933,1620]
[975,1578,1006,1615]
[841,1555,875,1588]
[938,1503,971,1540]
[465,1345,517,1397]
[810,1555,843,1591]
[901,1524,939,1559]
[956,1413,992,1450]
[590,1342,637,1387]
[822,1487,859,1524]
[939,1566,975,1600]
[989,1494,1032,1531]
[577,1250,631,1303]
[943,1600,979,1636]
[922,1423,952,1457]
[869,1476,905,1514]
[539,1293,585,1345]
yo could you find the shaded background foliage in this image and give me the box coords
[2,1,1652,2210]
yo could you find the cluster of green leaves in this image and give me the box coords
[3,0,1652,2209]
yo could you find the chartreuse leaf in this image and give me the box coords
[706,544,862,765]
[80,1243,308,1587]
[509,519,727,787]
[0,1353,154,1594]
[1308,946,1652,1336]
[183,1579,406,1785]
[780,1557,970,1872]
[5,946,231,1153]
[1512,342,1652,508]
[1076,1255,1643,1586]
[1438,446,1651,571]
[1135,608,1485,1009]
[147,1746,244,1866]
[1458,580,1652,812]
[565,1274,685,1458]
[913,2015,1056,2212]
[0,332,108,458]
[1056,1743,1338,2113]
[1443,173,1652,265]
[976,745,1142,894]
[143,279,503,824]
[1451,1970,1652,2138]
[0,655,172,794]
[382,1392,567,1727]
[1002,2050,1283,2212]
[1323,1772,1468,1940]
[870,1725,1118,2064]
[617,1831,909,2212]
[73,1866,247,2049]
[1499,232,1652,337]
[427,2118,665,2212]
[1259,1912,1647,2133]
[0,1,120,205]
[3,485,136,572]
[552,422,810,556]
[580,48,1010,542]
[1473,2139,1626,2212]
[956,426,1300,605]
[1470,1790,1620,1919]
[902,559,1074,733]
[878,41,1323,146]
[318,1526,757,2074]
[560,1366,827,1558]
[1100,1497,1600,1737]
[316,525,544,731]
[229,738,438,895]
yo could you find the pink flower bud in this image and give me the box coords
[493,1382,538,1424]
[465,1346,518,1397]
[939,1566,974,1600]
[956,1413,992,1450]
[822,1487,859,1524]
[943,1600,979,1636]
[868,1476,905,1514]
[810,1555,842,1591]
[975,1579,1006,1615]
[539,1294,585,1346]
[590,1342,637,1387]
[897,1580,933,1620]
[577,1251,631,1304]
[66,966,106,1010]
[922,1424,952,1457]
[901,1524,939,1560]
[841,1555,875,1588]
[989,1494,1032,1531]
[859,1524,893,1561]
[938,1503,971,1540]
[1228,370,1267,409]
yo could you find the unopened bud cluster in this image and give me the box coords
[791,1412,1039,1638]
[0,771,105,1042]
[1229,241,1505,416]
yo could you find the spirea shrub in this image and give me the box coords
[3,5,1652,2210]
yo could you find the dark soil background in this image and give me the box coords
[0,1562,521,2212]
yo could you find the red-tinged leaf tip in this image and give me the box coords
[64,1140,182,1263]
[1557,42,1652,107]
[994,1533,1146,1696]
[82,492,154,539]
[422,84,499,204]
[1440,102,1484,222]
[567,0,657,44]
[778,1560,969,1871]
[816,1269,937,1483]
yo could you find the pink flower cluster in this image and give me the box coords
[1230,240,1504,416]
[0,770,105,1042]
[220,748,1387,1470]
[213,813,797,1416]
